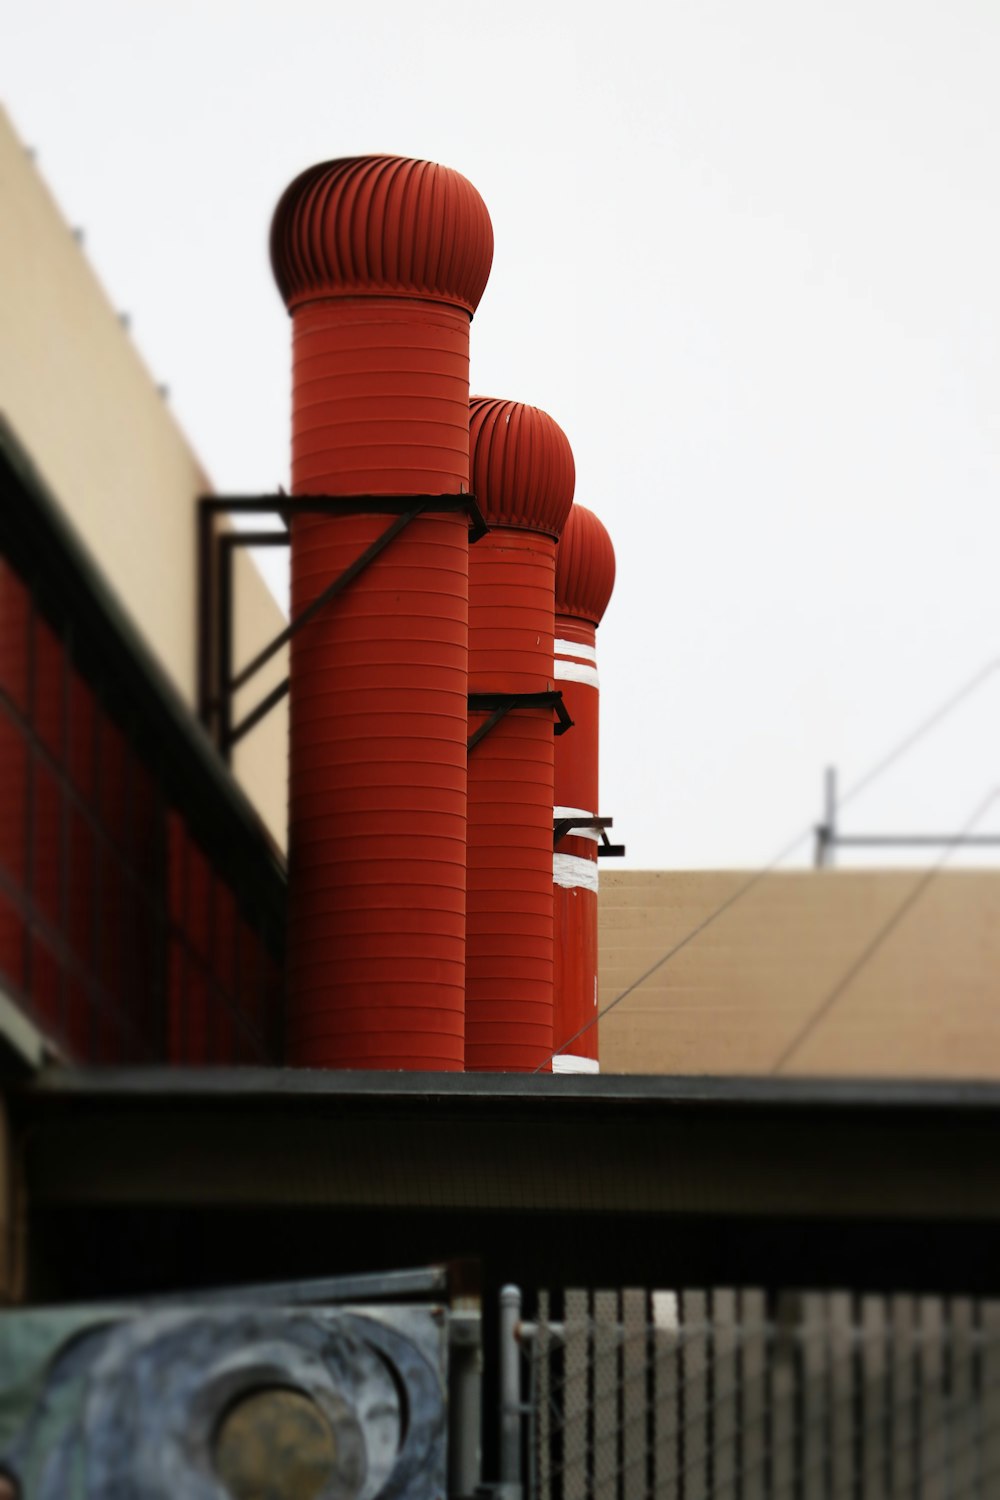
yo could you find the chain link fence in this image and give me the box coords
[519,1287,1000,1499]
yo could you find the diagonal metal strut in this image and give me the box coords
[467,691,573,754]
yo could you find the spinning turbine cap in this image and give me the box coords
[469,396,576,537]
[555,503,616,627]
[271,154,494,315]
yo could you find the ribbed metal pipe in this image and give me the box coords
[272,158,493,1070]
[465,398,575,1073]
[552,506,615,1073]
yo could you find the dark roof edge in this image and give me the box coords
[21,1066,1000,1112]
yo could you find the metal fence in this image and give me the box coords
[518,1287,1000,1500]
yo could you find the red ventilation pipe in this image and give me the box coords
[271,157,493,1070]
[552,505,616,1072]
[465,398,575,1072]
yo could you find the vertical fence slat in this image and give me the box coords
[771,1296,796,1500]
[799,1292,826,1500]
[889,1294,915,1500]
[713,1288,738,1499]
[681,1290,709,1500]
[828,1291,853,1500]
[918,1296,945,1500]
[860,1295,887,1500]
[981,1299,1000,1495]
[741,1289,767,1500]
[621,1289,647,1500]
[593,1290,618,1498]
[653,1290,680,1500]
[563,1290,590,1500]
[949,1297,975,1499]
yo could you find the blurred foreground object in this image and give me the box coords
[0,1266,471,1500]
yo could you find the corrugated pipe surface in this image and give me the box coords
[466,397,575,1072]
[272,156,493,1070]
[552,505,615,1073]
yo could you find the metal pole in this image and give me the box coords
[217,536,234,764]
[449,1304,483,1499]
[816,765,837,869]
[196,500,214,731]
[826,766,838,859]
[499,1284,523,1500]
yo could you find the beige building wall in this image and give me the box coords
[599,869,1000,1077]
[0,107,287,848]
[230,546,288,847]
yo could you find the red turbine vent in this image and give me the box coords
[552,506,615,1074]
[554,503,616,626]
[271,155,494,314]
[273,155,493,1072]
[465,398,575,1073]
[469,397,575,538]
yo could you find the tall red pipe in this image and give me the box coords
[465,398,575,1072]
[552,506,615,1072]
[271,157,493,1070]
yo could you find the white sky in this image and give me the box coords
[6,0,1000,870]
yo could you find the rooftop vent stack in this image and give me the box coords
[270,157,493,1071]
[465,398,575,1072]
[552,506,616,1073]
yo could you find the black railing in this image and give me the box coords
[0,419,285,1064]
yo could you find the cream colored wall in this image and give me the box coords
[0,107,287,849]
[599,869,1000,1077]
[231,546,288,847]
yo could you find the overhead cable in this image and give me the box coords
[770,782,1000,1073]
[539,656,1000,1073]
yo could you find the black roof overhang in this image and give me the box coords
[16,1069,1000,1298]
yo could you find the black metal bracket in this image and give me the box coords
[197,493,488,760]
[467,691,573,754]
[553,815,625,858]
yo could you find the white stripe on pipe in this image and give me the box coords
[554,806,600,843]
[553,1054,600,1074]
[554,660,600,689]
[554,639,597,664]
[554,852,599,892]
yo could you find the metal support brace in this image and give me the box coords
[467,691,573,754]
[197,493,488,760]
[552,815,625,858]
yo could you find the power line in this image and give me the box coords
[771,782,1000,1074]
[543,840,807,1071]
[540,656,1000,1073]
[832,657,1000,816]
